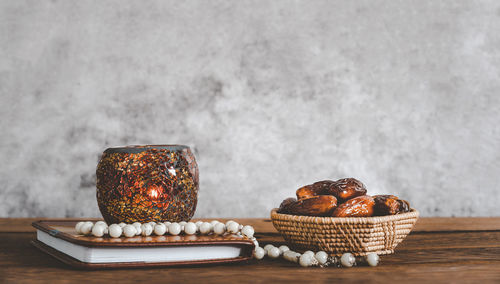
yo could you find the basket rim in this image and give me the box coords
[271,208,419,224]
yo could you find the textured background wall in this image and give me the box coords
[1,0,499,218]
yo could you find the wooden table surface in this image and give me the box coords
[1,217,500,283]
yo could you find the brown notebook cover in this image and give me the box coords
[32,220,255,269]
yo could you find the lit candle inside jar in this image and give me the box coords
[148,185,162,200]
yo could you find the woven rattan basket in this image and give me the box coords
[271,208,419,256]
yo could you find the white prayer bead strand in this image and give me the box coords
[74,220,379,268]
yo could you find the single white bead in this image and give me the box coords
[241,225,255,238]
[340,253,356,268]
[108,224,122,238]
[253,247,266,260]
[283,251,297,262]
[226,222,239,234]
[293,252,302,263]
[210,220,220,227]
[225,220,236,228]
[195,221,203,229]
[184,222,197,235]
[91,223,106,237]
[263,244,275,252]
[132,222,142,235]
[288,251,298,261]
[365,253,380,267]
[299,253,314,267]
[315,251,329,265]
[268,247,281,259]
[123,225,136,237]
[154,223,167,236]
[214,223,226,235]
[134,226,142,235]
[303,250,315,258]
[141,223,153,236]
[278,245,290,253]
[168,223,181,235]
[80,222,93,235]
[95,221,107,226]
[75,222,85,234]
[118,222,126,228]
[199,222,212,234]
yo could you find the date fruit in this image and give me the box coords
[311,180,337,193]
[326,178,367,202]
[332,195,375,217]
[286,195,338,216]
[296,180,337,199]
[278,197,297,214]
[296,185,317,200]
[286,178,410,217]
[373,195,400,216]
[296,179,365,201]
[399,199,410,213]
[373,195,411,216]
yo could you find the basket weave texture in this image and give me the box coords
[271,208,419,256]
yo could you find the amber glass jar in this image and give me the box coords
[96,145,199,223]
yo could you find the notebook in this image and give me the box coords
[31,220,255,269]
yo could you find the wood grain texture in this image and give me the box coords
[1,218,500,283]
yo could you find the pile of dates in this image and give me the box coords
[278,178,411,217]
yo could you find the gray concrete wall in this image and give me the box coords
[1,0,499,218]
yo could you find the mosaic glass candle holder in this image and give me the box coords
[96,145,199,224]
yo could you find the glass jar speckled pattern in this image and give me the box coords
[96,145,199,224]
